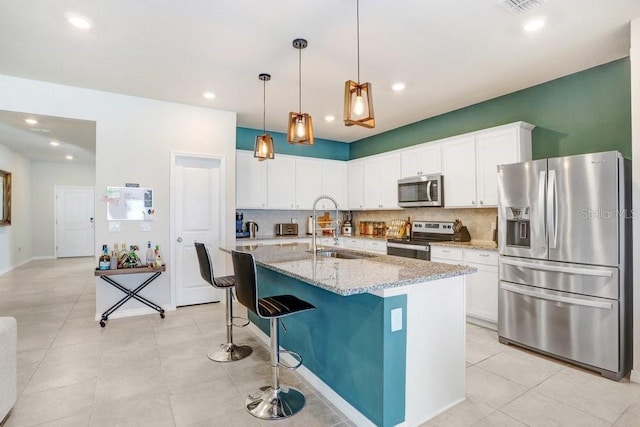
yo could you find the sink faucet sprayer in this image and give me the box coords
[311,195,340,252]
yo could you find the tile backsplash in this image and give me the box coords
[239,207,498,241]
[353,207,498,241]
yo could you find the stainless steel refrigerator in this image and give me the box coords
[497,151,631,380]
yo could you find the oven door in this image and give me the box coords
[386,242,430,260]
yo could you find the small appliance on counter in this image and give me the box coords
[235,212,250,238]
[341,212,353,236]
[275,223,298,236]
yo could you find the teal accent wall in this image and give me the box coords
[250,266,407,427]
[237,127,349,161]
[350,58,631,160]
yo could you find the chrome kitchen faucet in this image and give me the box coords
[311,195,340,252]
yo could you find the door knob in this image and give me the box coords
[176,237,183,242]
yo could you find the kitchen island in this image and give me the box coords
[226,242,475,427]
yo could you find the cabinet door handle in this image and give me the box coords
[479,254,490,257]
[471,200,476,205]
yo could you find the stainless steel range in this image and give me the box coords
[386,220,470,260]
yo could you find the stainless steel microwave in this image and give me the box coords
[397,174,443,207]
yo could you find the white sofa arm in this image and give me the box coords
[0,317,17,424]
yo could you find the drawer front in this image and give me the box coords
[343,238,365,249]
[430,246,463,262]
[465,250,498,266]
[364,240,386,253]
[499,282,619,372]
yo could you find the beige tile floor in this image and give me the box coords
[0,257,639,426]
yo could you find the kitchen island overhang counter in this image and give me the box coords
[223,243,476,427]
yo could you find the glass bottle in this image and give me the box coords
[145,241,154,266]
[98,244,110,270]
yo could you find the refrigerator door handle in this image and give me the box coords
[501,283,614,309]
[547,170,558,248]
[538,170,546,239]
[426,181,432,202]
[500,258,613,278]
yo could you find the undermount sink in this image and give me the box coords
[309,249,377,260]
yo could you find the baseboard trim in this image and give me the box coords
[631,369,640,384]
[246,323,375,427]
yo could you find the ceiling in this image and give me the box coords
[0,0,639,163]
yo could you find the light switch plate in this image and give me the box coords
[391,308,403,332]
[140,221,152,232]
[108,221,121,232]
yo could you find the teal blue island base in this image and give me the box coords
[247,264,467,427]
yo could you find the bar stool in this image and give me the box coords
[231,249,316,420]
[194,242,252,362]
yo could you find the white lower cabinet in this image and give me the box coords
[342,237,365,250]
[464,250,498,328]
[431,246,498,329]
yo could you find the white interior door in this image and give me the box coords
[174,154,224,306]
[55,186,95,257]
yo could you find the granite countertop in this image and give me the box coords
[224,242,476,296]
[429,240,499,251]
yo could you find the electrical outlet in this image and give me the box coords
[109,221,121,232]
[140,221,152,232]
[391,308,403,332]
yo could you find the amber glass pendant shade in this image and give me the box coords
[287,38,314,146]
[254,73,275,161]
[287,112,314,145]
[254,133,274,161]
[344,80,374,128]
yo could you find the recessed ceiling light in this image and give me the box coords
[50,141,60,146]
[523,17,546,32]
[24,118,38,125]
[65,13,94,29]
[392,82,406,92]
[324,115,335,122]
[65,155,74,160]
[202,91,216,100]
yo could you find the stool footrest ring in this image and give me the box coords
[278,350,303,370]
[232,316,250,328]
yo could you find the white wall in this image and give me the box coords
[630,18,640,382]
[0,74,237,316]
[31,161,96,258]
[0,143,32,274]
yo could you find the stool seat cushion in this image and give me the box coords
[214,275,235,288]
[258,295,315,318]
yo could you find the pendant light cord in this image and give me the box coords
[262,79,266,134]
[357,0,360,84]
[298,47,302,113]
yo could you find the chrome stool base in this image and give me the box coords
[245,385,305,420]
[207,343,253,362]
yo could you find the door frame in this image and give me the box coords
[53,185,96,258]
[169,151,227,309]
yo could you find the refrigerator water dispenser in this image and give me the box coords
[506,207,531,248]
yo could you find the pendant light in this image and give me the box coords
[344,0,375,128]
[287,38,314,145]
[254,73,275,161]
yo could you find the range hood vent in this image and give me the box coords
[496,0,547,16]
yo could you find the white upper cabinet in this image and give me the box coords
[237,150,267,209]
[347,160,364,210]
[363,153,401,209]
[320,160,347,209]
[442,136,477,208]
[295,158,322,210]
[400,143,442,177]
[443,122,533,208]
[475,125,532,207]
[267,156,297,209]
